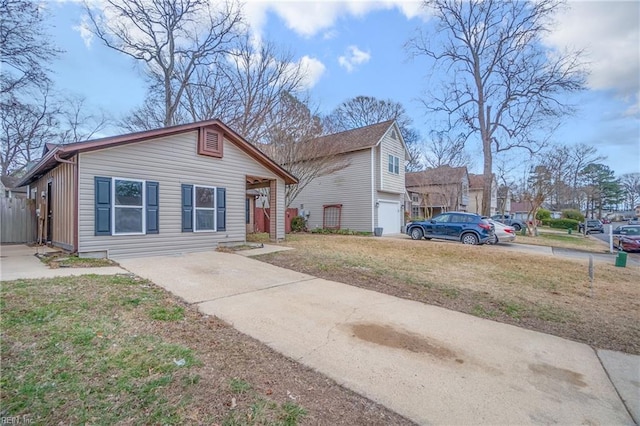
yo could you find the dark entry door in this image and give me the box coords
[46,181,53,243]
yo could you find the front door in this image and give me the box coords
[46,181,53,243]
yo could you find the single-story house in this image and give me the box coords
[406,165,469,218]
[289,120,410,235]
[17,119,297,258]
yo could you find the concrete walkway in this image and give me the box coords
[0,244,127,281]
[118,248,639,425]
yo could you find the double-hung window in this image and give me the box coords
[181,184,226,232]
[114,178,145,234]
[388,155,399,174]
[194,185,216,231]
[94,177,159,236]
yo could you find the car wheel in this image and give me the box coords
[487,234,498,245]
[512,224,521,231]
[410,227,424,240]
[461,233,479,245]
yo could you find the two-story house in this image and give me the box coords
[290,120,409,235]
[406,166,469,218]
[467,173,498,216]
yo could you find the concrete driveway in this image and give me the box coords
[119,249,637,425]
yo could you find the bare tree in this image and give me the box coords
[422,130,471,169]
[182,34,306,144]
[0,85,58,176]
[407,0,586,216]
[85,0,243,127]
[261,92,350,207]
[0,0,61,95]
[620,173,640,210]
[57,95,113,144]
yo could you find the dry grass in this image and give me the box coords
[1,274,412,425]
[254,234,640,355]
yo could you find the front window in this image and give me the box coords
[113,179,144,234]
[194,185,216,231]
[388,155,399,174]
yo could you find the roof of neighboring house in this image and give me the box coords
[509,201,534,213]
[1,175,27,192]
[468,173,484,190]
[18,119,298,187]
[293,120,405,161]
[406,166,468,189]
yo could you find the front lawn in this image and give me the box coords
[1,274,411,425]
[253,234,640,355]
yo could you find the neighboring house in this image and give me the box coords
[16,120,297,258]
[635,205,640,218]
[1,175,28,198]
[496,184,512,215]
[289,120,409,235]
[406,166,469,218]
[467,173,498,216]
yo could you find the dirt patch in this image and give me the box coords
[350,323,459,362]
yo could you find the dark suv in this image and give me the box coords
[579,219,604,234]
[406,212,494,245]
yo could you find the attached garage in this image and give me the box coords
[377,200,401,235]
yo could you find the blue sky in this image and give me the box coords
[46,1,639,177]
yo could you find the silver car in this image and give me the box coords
[487,220,516,244]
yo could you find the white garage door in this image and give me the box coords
[378,201,401,235]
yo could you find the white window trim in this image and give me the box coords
[193,185,217,232]
[388,154,400,175]
[112,177,146,236]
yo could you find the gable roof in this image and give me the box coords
[406,166,468,189]
[293,120,410,162]
[468,173,484,190]
[312,120,395,154]
[18,119,298,187]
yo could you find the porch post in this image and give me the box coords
[269,179,277,241]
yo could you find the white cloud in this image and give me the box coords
[73,15,94,48]
[242,0,428,38]
[544,1,640,111]
[338,45,371,72]
[298,55,326,89]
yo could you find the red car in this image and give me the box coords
[613,225,640,252]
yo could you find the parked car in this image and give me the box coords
[613,225,640,252]
[490,214,525,231]
[486,220,516,244]
[406,212,494,245]
[628,217,640,225]
[578,219,604,234]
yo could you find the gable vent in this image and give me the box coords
[198,127,223,158]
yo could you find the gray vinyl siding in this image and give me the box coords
[290,149,373,232]
[378,129,406,194]
[77,131,285,258]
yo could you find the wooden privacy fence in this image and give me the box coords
[1,198,37,244]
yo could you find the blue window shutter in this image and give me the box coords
[146,181,159,234]
[182,184,193,232]
[95,177,111,235]
[217,187,226,231]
